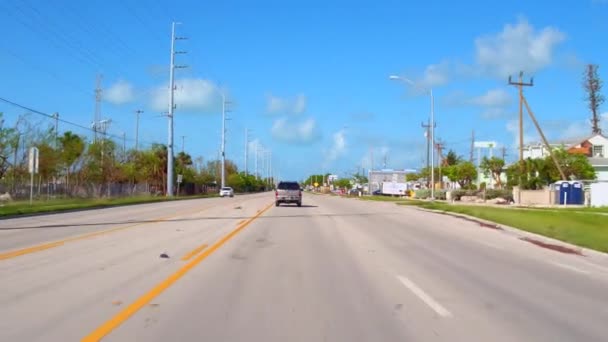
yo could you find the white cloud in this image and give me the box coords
[444,89,513,119]
[266,93,307,115]
[271,117,319,144]
[419,61,451,88]
[469,89,512,107]
[324,130,347,165]
[474,18,565,77]
[411,19,566,85]
[150,78,220,112]
[105,80,135,105]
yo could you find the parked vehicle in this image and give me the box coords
[275,181,302,207]
[219,187,234,197]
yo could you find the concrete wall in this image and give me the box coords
[512,186,556,205]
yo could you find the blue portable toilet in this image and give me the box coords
[554,181,564,204]
[570,181,584,205]
[557,181,571,205]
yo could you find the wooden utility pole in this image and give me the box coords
[509,72,567,181]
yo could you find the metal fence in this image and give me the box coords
[0,181,217,200]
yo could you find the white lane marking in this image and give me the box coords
[474,240,504,250]
[397,275,453,318]
[549,261,589,274]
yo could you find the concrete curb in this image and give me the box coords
[404,205,608,260]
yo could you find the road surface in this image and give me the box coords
[1,193,608,341]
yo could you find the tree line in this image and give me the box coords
[0,113,270,198]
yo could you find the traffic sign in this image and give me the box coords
[28,147,39,174]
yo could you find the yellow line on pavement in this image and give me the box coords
[180,243,208,261]
[81,202,274,342]
[0,206,210,261]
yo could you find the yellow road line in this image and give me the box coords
[180,243,208,261]
[0,206,210,261]
[81,202,274,342]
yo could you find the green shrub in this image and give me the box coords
[415,189,431,199]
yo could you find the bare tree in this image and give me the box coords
[583,64,605,135]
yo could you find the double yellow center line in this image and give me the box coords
[82,202,274,342]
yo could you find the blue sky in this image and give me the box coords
[1,0,607,180]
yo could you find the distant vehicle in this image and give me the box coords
[219,187,234,197]
[275,181,302,207]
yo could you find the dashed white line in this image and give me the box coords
[397,275,453,318]
[549,262,589,274]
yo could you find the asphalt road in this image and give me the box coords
[1,193,608,341]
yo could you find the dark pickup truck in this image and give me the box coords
[275,181,302,207]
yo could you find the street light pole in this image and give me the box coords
[429,88,435,200]
[220,92,226,188]
[389,75,435,200]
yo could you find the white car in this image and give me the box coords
[219,187,234,197]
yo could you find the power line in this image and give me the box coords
[0,96,158,146]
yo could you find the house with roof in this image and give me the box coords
[567,133,608,181]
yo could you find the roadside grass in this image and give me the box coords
[0,194,219,218]
[523,206,608,213]
[396,200,608,253]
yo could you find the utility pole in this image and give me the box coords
[255,143,259,179]
[421,120,434,187]
[501,146,507,160]
[52,112,59,148]
[220,92,231,188]
[245,128,250,175]
[167,21,188,197]
[508,72,533,204]
[181,135,186,153]
[93,74,103,142]
[469,129,475,163]
[368,147,374,195]
[134,110,143,151]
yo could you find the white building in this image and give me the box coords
[522,142,572,160]
[568,133,608,181]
